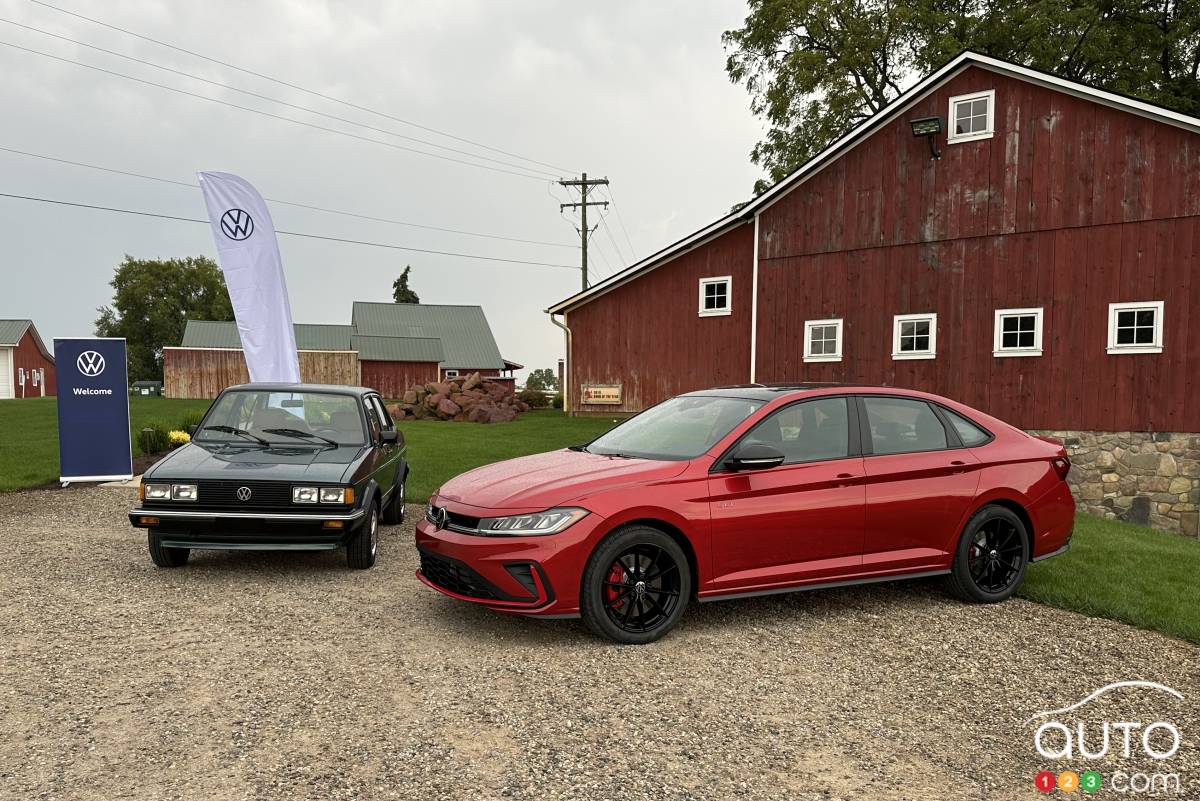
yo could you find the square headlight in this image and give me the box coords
[319,487,346,504]
[293,486,319,504]
[171,484,198,501]
[144,483,171,500]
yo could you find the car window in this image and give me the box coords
[587,395,764,460]
[370,396,395,431]
[941,407,990,446]
[363,399,382,442]
[742,397,851,464]
[862,396,948,455]
[195,390,366,445]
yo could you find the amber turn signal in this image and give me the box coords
[139,516,160,526]
[323,520,344,529]
[343,488,355,505]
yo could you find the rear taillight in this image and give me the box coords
[1052,456,1071,481]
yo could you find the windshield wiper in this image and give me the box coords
[568,444,590,453]
[261,428,339,448]
[202,425,270,446]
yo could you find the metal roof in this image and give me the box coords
[546,50,1200,315]
[181,320,353,350]
[351,335,444,363]
[0,319,31,346]
[350,302,504,369]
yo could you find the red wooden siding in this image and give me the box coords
[11,330,55,396]
[567,223,755,413]
[360,360,439,399]
[754,66,1200,432]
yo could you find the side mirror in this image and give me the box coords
[380,429,399,444]
[724,442,785,471]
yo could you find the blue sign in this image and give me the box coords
[54,338,133,483]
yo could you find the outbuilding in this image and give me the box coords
[547,51,1200,534]
[0,319,55,399]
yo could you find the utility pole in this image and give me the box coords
[559,172,609,290]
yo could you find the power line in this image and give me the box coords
[0,17,561,180]
[0,144,578,249]
[0,191,580,270]
[29,0,575,175]
[558,173,609,290]
[0,39,551,182]
[598,214,630,268]
[603,184,639,259]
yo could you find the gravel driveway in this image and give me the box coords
[1,486,1197,800]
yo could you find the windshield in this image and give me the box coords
[586,395,764,460]
[194,390,366,446]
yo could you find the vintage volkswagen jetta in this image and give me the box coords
[128,384,408,569]
[416,385,1075,644]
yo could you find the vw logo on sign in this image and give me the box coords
[76,350,106,377]
[219,208,254,241]
[236,486,252,502]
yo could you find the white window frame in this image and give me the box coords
[892,313,937,360]
[947,89,995,144]
[993,307,1044,357]
[443,369,460,378]
[803,318,843,363]
[698,275,732,317]
[1107,301,1164,354]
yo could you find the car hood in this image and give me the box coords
[436,449,689,510]
[145,442,366,484]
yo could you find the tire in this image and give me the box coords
[382,477,406,525]
[346,502,379,570]
[945,505,1030,603]
[148,530,189,568]
[580,525,691,645]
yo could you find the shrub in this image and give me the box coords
[179,409,207,430]
[552,393,564,410]
[137,422,170,455]
[168,430,191,447]
[516,388,550,409]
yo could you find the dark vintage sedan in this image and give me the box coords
[128,384,408,569]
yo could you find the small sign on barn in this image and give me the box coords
[582,383,622,405]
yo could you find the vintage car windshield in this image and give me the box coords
[585,395,764,460]
[195,390,366,446]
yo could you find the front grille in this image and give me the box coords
[419,549,512,600]
[144,480,339,512]
[426,504,482,534]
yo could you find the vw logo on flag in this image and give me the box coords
[219,208,255,241]
[76,350,106,377]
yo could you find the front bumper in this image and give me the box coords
[128,506,365,550]
[414,501,605,616]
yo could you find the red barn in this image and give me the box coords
[0,320,55,398]
[547,52,1200,535]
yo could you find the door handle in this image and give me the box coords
[833,472,857,487]
[948,460,968,474]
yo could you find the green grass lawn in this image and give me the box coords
[0,396,214,491]
[1020,514,1200,644]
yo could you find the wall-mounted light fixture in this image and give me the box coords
[909,116,943,160]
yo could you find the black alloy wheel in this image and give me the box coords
[947,505,1030,603]
[581,526,691,644]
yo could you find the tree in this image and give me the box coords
[524,368,560,392]
[725,0,1200,195]
[94,255,234,382]
[392,265,420,304]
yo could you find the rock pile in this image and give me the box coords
[387,372,528,423]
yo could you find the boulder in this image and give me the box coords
[462,371,482,391]
[437,398,462,417]
[402,390,418,404]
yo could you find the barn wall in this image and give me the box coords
[360,360,439,399]
[755,65,1200,433]
[567,222,755,413]
[164,349,360,399]
[11,330,55,397]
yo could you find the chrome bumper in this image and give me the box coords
[128,507,366,522]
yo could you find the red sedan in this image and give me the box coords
[415,385,1075,643]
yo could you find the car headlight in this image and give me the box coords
[319,487,352,504]
[293,487,319,504]
[476,507,589,536]
[143,483,171,500]
[171,484,198,501]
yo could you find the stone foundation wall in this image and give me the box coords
[1028,430,1200,536]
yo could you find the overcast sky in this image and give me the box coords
[0,0,763,381]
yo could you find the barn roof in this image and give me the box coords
[350,302,505,370]
[0,319,52,360]
[181,320,353,351]
[350,334,444,363]
[546,50,1200,315]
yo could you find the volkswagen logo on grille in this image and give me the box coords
[236,486,252,502]
[429,505,447,530]
[76,350,106,377]
[219,208,254,240]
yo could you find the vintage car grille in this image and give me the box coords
[143,480,329,512]
[419,549,513,600]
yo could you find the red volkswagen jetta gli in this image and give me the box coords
[415,385,1075,643]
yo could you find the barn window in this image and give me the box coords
[947,90,994,143]
[698,276,732,317]
[892,313,937,360]
[803,318,843,362]
[993,307,1044,357]
[444,369,459,378]
[1107,301,1163,354]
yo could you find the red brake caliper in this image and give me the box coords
[605,562,627,606]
